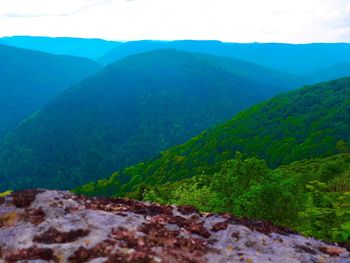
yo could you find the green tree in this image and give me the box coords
[336,139,349,153]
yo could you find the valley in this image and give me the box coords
[0,34,350,261]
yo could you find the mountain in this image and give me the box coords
[1,190,348,262]
[0,36,120,60]
[99,40,350,75]
[0,49,299,191]
[304,61,350,83]
[0,44,101,137]
[5,37,350,79]
[99,40,172,64]
[77,76,350,197]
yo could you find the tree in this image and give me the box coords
[336,139,349,153]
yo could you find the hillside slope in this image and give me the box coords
[78,76,350,197]
[0,44,101,137]
[123,153,350,243]
[0,49,298,191]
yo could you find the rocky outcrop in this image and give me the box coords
[0,190,349,263]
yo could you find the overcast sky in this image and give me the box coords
[0,0,349,43]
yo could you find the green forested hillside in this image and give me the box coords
[0,44,101,137]
[0,49,296,191]
[135,153,350,242]
[76,76,350,197]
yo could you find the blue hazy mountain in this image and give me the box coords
[0,49,299,191]
[0,36,120,60]
[4,37,350,80]
[99,40,350,75]
[303,61,350,83]
[0,44,101,137]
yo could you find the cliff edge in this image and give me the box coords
[0,190,349,262]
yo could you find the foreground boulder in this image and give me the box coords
[0,190,349,263]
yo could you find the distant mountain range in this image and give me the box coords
[0,44,101,137]
[0,49,299,191]
[98,40,350,75]
[0,36,120,60]
[3,37,350,78]
[304,61,350,83]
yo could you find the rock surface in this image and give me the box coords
[0,190,349,263]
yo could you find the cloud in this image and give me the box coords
[0,0,349,43]
[3,11,79,18]
[0,0,115,18]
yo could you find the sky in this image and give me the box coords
[0,0,350,43]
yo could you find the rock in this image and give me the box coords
[0,190,349,263]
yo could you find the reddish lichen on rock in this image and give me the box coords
[211,221,229,232]
[211,214,296,236]
[68,240,117,262]
[139,220,208,260]
[11,189,43,208]
[82,195,174,217]
[178,205,200,215]
[23,207,46,225]
[33,227,90,244]
[319,246,347,257]
[4,246,56,262]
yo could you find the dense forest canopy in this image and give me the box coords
[124,153,350,243]
[0,49,299,191]
[75,77,350,243]
[0,44,101,137]
[76,76,350,197]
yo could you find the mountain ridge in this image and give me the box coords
[0,44,101,137]
[0,36,120,60]
[99,40,350,75]
[76,76,350,197]
[0,49,298,191]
